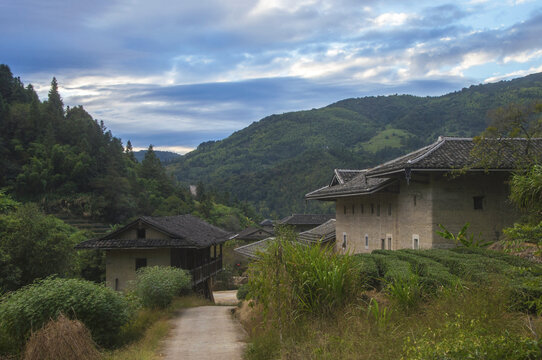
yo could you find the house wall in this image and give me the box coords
[333,171,516,254]
[431,172,515,245]
[117,225,167,239]
[335,179,433,253]
[105,249,171,291]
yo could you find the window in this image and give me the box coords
[135,258,147,271]
[371,203,374,214]
[473,196,484,210]
[365,234,369,249]
[361,204,364,214]
[381,238,385,250]
[388,203,392,216]
[387,234,392,250]
[413,195,417,206]
[377,204,380,216]
[114,278,119,291]
[344,205,347,215]
[412,235,420,250]
[342,232,347,249]
[352,204,355,214]
[137,228,146,239]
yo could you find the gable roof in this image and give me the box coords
[366,136,542,177]
[330,169,364,186]
[305,170,394,200]
[298,219,336,244]
[233,237,276,259]
[277,213,335,226]
[232,226,274,240]
[75,214,230,250]
[306,137,542,200]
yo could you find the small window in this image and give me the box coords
[412,235,419,250]
[388,203,392,216]
[361,204,364,214]
[135,258,147,271]
[413,195,417,206]
[387,235,392,250]
[377,204,380,217]
[352,204,355,214]
[365,234,369,249]
[114,278,119,291]
[473,196,484,210]
[342,233,347,249]
[344,206,347,215]
[371,204,374,214]
[137,228,146,239]
[381,239,385,250]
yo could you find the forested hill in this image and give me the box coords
[134,150,181,164]
[168,72,542,218]
[0,64,256,229]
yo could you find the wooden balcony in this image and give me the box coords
[191,257,223,285]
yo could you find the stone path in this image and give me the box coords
[161,291,245,360]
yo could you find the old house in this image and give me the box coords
[75,215,229,294]
[305,137,542,253]
[231,226,274,242]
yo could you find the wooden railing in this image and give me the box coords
[190,257,223,285]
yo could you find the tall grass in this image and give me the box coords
[248,227,361,323]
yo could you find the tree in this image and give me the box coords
[47,77,64,119]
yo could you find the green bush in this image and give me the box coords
[134,266,192,309]
[0,277,130,352]
[237,283,250,300]
[352,254,380,289]
[403,315,541,360]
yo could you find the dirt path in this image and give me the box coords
[161,292,245,360]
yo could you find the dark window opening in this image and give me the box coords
[342,234,347,249]
[135,258,147,271]
[381,239,385,250]
[388,203,392,216]
[344,206,347,215]
[137,228,146,239]
[414,195,417,206]
[352,204,355,214]
[377,204,380,216]
[114,278,119,291]
[371,204,374,214]
[473,196,484,210]
[361,204,364,214]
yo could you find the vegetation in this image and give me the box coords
[0,277,131,353]
[169,72,542,217]
[134,266,192,309]
[436,223,492,248]
[243,245,542,359]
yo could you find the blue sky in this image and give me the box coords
[2,0,542,153]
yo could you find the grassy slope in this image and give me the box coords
[169,72,542,217]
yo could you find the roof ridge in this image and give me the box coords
[407,137,447,165]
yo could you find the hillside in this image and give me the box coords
[168,72,542,217]
[134,149,181,164]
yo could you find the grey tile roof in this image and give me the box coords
[366,136,542,177]
[277,213,335,226]
[305,170,394,200]
[232,226,274,240]
[75,214,230,249]
[332,169,364,185]
[233,237,277,259]
[298,219,336,244]
[306,137,542,200]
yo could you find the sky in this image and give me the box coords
[2,0,542,154]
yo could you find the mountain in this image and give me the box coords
[168,72,542,218]
[134,150,181,164]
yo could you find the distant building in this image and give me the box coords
[306,137,542,253]
[277,213,335,233]
[231,226,274,242]
[75,215,229,297]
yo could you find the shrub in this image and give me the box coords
[386,274,424,311]
[23,314,101,360]
[134,266,192,309]
[403,315,541,360]
[0,277,130,351]
[237,283,250,300]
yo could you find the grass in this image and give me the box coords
[103,295,211,360]
[242,247,542,359]
[362,128,413,153]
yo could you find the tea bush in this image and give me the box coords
[237,283,250,300]
[134,266,192,309]
[0,277,130,352]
